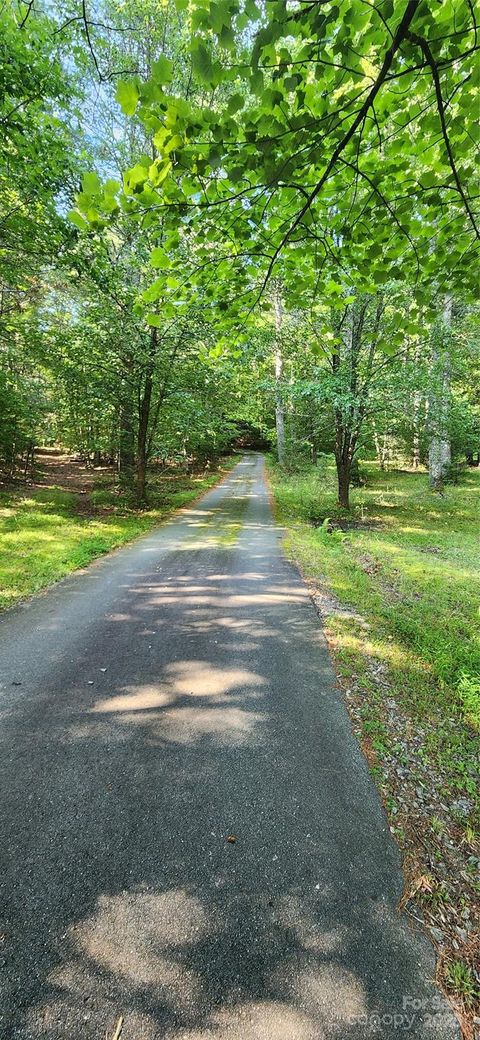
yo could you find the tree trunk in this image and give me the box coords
[429,296,452,489]
[118,397,135,483]
[273,289,285,466]
[23,440,34,478]
[412,340,422,469]
[336,456,351,509]
[136,328,157,503]
[412,402,421,468]
[372,421,386,470]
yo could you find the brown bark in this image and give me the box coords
[336,458,351,509]
[136,327,157,503]
[273,288,285,466]
[429,296,452,490]
[118,399,135,482]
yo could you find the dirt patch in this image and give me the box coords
[306,578,370,627]
[311,516,385,532]
[34,449,115,495]
[0,450,120,519]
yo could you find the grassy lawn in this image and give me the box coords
[268,456,480,1021]
[0,461,237,611]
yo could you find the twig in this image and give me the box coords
[256,0,420,299]
[406,29,479,239]
[109,1015,123,1040]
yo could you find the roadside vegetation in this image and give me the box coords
[269,456,480,1026]
[0,455,237,611]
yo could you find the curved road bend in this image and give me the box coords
[0,454,458,1039]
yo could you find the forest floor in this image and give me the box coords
[0,449,238,612]
[268,458,480,1036]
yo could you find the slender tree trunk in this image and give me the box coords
[335,412,353,510]
[23,440,34,478]
[429,296,452,489]
[412,341,422,468]
[136,328,157,503]
[372,421,386,470]
[336,455,351,509]
[273,289,285,466]
[118,396,135,483]
[412,399,421,468]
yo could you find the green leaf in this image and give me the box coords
[124,164,148,193]
[148,159,172,187]
[104,179,120,195]
[152,55,173,85]
[142,278,164,303]
[150,247,170,269]
[115,79,139,116]
[163,133,183,155]
[82,171,101,196]
[227,93,244,115]
[246,0,261,21]
[325,279,343,296]
[192,42,214,84]
[146,313,162,327]
[68,210,88,231]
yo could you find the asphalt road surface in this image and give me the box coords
[0,455,459,1039]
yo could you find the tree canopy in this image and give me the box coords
[1,0,479,504]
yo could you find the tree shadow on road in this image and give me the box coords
[0,462,459,1039]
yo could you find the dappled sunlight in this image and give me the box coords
[2,528,63,544]
[364,537,478,585]
[171,1001,319,1040]
[164,660,266,697]
[396,525,431,535]
[272,960,367,1029]
[332,622,434,675]
[27,890,216,1036]
[75,889,214,992]
[276,895,348,955]
[206,572,265,581]
[181,509,215,520]
[92,683,175,714]
[155,704,265,745]
[187,616,278,639]
[89,663,268,746]
[122,576,307,613]
[23,879,387,1040]
[1,456,463,1039]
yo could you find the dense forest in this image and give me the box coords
[1,0,479,506]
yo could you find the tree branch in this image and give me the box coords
[406,29,479,239]
[256,0,420,299]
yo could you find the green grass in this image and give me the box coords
[268,457,480,824]
[444,960,479,1007]
[0,462,238,611]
